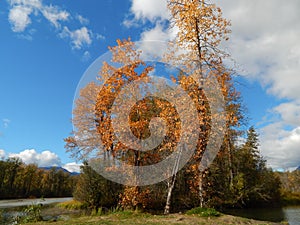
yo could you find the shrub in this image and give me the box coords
[14,203,43,223]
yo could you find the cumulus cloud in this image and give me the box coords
[4,149,82,172]
[63,162,82,173]
[138,24,174,59]
[261,125,300,170]
[214,0,300,99]
[131,0,169,22]
[0,149,5,160]
[124,0,169,27]
[8,5,33,32]
[140,24,172,42]
[212,0,300,169]
[258,102,300,170]
[8,0,41,32]
[7,0,103,51]
[9,0,42,9]
[124,0,176,58]
[273,102,300,127]
[41,5,69,29]
[59,26,92,50]
[9,149,61,167]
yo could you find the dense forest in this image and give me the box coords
[277,169,300,205]
[0,159,76,199]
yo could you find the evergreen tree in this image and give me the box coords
[73,162,122,211]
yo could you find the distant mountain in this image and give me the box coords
[39,166,80,176]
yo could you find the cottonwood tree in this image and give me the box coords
[66,36,206,211]
[65,81,101,160]
[165,0,237,208]
[96,39,199,209]
[66,39,183,209]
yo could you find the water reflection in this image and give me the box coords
[221,207,285,222]
[283,206,300,225]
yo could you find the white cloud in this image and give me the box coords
[4,149,82,172]
[273,102,300,127]
[0,149,5,160]
[138,24,177,59]
[8,5,33,32]
[6,0,100,51]
[59,26,92,50]
[140,24,171,42]
[128,0,169,23]
[41,5,69,28]
[123,0,169,27]
[76,14,89,25]
[211,0,300,169]
[258,102,300,170]
[9,0,42,9]
[95,33,105,40]
[2,119,11,129]
[8,0,41,32]
[62,162,82,173]
[124,0,176,58]
[9,149,61,167]
[82,51,91,61]
[261,125,300,170]
[124,1,176,59]
[214,0,300,100]
[16,28,36,40]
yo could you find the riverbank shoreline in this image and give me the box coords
[0,197,73,209]
[1,203,289,225]
[1,201,294,225]
[24,212,289,225]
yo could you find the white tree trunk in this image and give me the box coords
[199,174,204,208]
[164,144,184,214]
[164,176,176,215]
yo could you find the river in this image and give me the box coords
[0,197,73,224]
[222,206,300,225]
[0,197,72,209]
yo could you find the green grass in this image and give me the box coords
[23,207,287,225]
[57,200,87,210]
[185,207,221,217]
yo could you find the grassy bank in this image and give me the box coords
[19,202,288,225]
[24,212,288,225]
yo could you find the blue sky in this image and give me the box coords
[0,0,300,172]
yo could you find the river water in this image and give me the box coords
[0,197,72,209]
[284,206,300,225]
[222,206,300,225]
[0,198,72,224]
